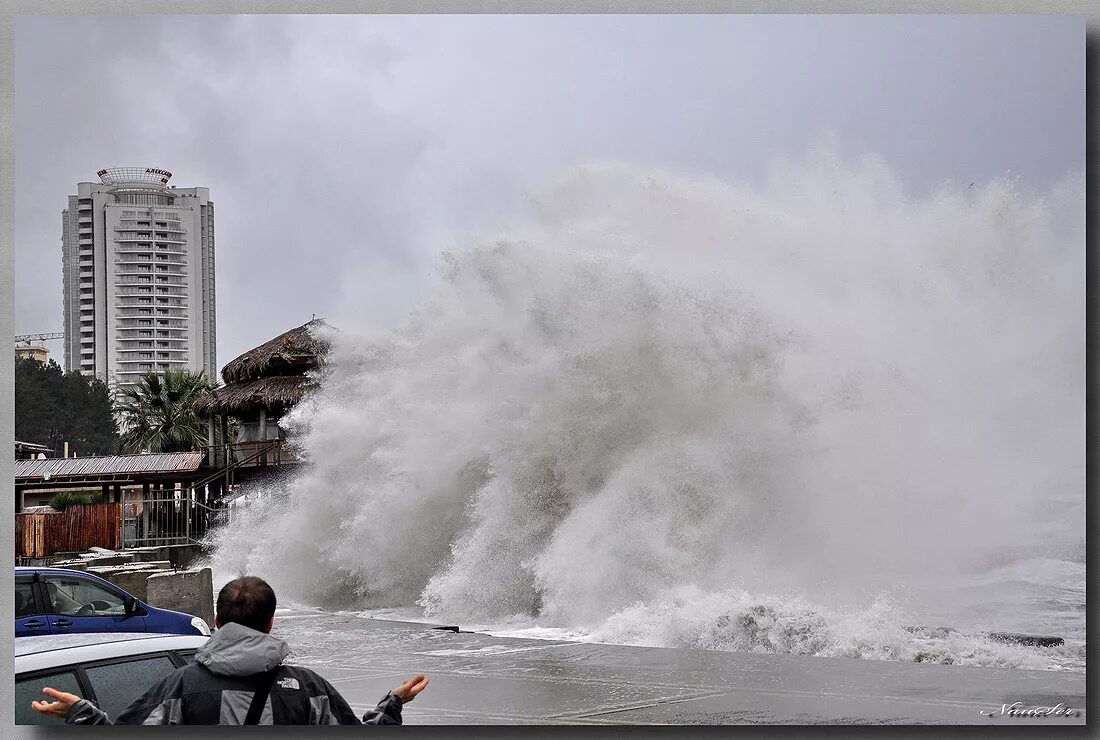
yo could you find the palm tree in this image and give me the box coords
[117,368,214,454]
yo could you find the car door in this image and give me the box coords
[40,573,146,634]
[16,651,188,725]
[81,652,182,720]
[15,574,50,637]
[15,667,88,725]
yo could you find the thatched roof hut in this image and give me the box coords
[195,319,330,420]
[222,318,330,384]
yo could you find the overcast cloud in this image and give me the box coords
[14,14,1083,368]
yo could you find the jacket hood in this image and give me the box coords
[194,621,290,676]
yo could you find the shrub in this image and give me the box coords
[48,491,105,511]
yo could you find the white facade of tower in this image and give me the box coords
[61,167,217,389]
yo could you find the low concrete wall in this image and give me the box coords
[51,555,135,571]
[48,544,202,571]
[78,555,133,566]
[117,544,203,569]
[85,563,173,602]
[146,567,214,628]
[164,544,202,570]
[50,560,90,571]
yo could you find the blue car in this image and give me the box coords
[16,567,211,638]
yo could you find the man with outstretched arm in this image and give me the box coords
[31,575,430,725]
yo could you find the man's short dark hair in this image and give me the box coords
[215,576,277,632]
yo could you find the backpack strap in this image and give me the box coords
[243,668,279,725]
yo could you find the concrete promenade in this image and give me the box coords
[270,607,1086,725]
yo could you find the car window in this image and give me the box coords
[43,575,126,617]
[16,670,83,725]
[16,582,37,618]
[84,656,178,719]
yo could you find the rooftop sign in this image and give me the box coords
[97,167,174,186]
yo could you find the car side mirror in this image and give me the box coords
[124,596,137,617]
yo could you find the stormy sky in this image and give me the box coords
[14,14,1083,370]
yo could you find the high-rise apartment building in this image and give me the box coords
[61,167,216,388]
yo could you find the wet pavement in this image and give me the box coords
[269,607,1086,725]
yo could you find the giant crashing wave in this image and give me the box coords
[208,150,1085,671]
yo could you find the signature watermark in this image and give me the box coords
[980,701,1080,718]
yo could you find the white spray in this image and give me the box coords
[210,148,1084,669]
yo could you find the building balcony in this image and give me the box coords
[119,288,188,297]
[116,304,189,312]
[115,363,189,375]
[116,313,188,320]
[115,331,184,339]
[116,353,190,361]
[117,319,188,328]
[116,293,188,303]
[115,329,188,337]
[116,303,190,312]
[116,339,189,346]
[116,359,190,366]
[115,312,188,321]
[115,290,188,299]
[115,331,189,338]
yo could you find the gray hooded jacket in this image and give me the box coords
[65,622,402,725]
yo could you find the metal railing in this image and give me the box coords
[114,441,293,549]
[203,440,295,470]
[119,492,220,549]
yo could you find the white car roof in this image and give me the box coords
[16,633,208,675]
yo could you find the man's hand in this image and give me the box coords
[391,674,429,704]
[32,687,82,718]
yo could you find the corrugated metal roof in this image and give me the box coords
[15,452,205,480]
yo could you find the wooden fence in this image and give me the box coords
[15,503,121,559]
